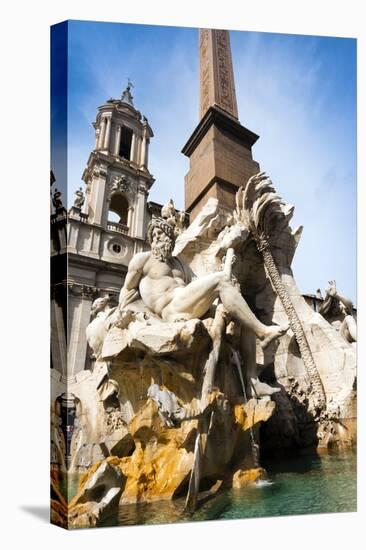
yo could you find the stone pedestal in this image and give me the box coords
[182,106,260,220]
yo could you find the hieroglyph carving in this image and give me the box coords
[215,30,237,117]
[199,29,238,119]
[200,29,211,118]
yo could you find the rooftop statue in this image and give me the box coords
[319,280,357,343]
[73,187,85,209]
[52,188,63,210]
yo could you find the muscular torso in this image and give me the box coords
[136,253,187,315]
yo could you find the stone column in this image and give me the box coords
[58,223,67,253]
[98,117,106,149]
[114,125,121,155]
[145,139,149,167]
[87,165,108,226]
[67,285,96,377]
[51,293,67,376]
[104,116,112,151]
[94,129,100,150]
[82,183,90,215]
[141,130,147,168]
[67,220,79,253]
[130,132,136,162]
[127,205,134,234]
[134,183,148,239]
[135,136,142,165]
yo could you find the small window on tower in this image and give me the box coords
[112,244,121,254]
[119,127,133,160]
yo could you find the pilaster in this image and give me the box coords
[87,164,108,225]
[98,117,106,149]
[114,125,121,155]
[104,115,112,151]
[67,284,97,376]
[134,183,148,239]
[51,287,67,376]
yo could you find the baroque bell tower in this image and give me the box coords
[67,82,155,376]
[182,29,260,220]
[81,81,154,238]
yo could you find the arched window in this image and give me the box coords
[119,127,133,160]
[108,193,129,226]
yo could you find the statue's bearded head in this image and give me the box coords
[90,296,110,318]
[147,217,175,261]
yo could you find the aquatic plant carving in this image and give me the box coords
[234,172,326,413]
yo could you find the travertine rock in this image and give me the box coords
[69,393,276,509]
[232,467,267,488]
[117,395,275,503]
[68,458,126,528]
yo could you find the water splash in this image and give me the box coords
[232,350,260,468]
[255,479,274,488]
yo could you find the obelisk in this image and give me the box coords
[182,29,261,220]
[199,28,238,120]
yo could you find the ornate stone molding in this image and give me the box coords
[93,167,108,179]
[108,174,137,202]
[138,182,149,195]
[68,283,99,300]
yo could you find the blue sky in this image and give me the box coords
[51,20,356,303]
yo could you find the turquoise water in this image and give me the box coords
[115,450,356,526]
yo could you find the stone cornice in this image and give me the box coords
[181,105,259,157]
[82,151,155,187]
[67,283,99,299]
[67,252,129,274]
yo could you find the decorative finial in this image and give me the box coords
[121,78,134,106]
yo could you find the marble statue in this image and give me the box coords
[86,296,114,360]
[118,216,289,347]
[161,198,187,236]
[73,187,85,209]
[319,280,357,343]
[52,188,63,210]
[161,198,176,222]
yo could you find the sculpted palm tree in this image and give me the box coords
[234,172,326,413]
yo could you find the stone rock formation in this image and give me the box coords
[68,458,126,528]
